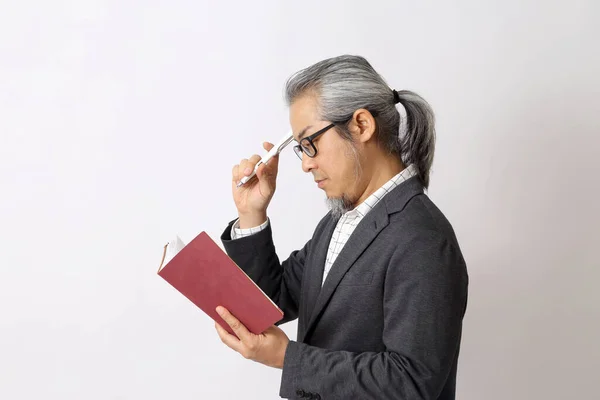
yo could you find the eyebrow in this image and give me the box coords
[295,125,313,142]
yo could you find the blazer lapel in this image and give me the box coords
[303,203,390,339]
[299,215,337,342]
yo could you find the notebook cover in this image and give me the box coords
[157,231,283,336]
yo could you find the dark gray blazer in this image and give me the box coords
[221,176,469,400]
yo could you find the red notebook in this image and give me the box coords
[157,231,283,336]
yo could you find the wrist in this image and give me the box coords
[238,211,267,229]
[276,339,290,369]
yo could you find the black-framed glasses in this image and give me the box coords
[292,123,335,160]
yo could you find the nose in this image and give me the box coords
[301,152,317,173]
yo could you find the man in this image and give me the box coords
[214,55,469,400]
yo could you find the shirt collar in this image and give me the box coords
[350,164,418,218]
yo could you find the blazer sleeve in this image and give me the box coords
[278,232,469,400]
[220,218,311,325]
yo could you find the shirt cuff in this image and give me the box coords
[230,218,269,240]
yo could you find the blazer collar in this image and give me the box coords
[382,175,424,215]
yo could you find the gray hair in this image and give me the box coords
[284,55,436,188]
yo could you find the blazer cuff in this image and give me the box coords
[280,340,302,398]
[220,217,274,256]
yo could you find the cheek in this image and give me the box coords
[319,137,357,181]
[327,150,355,183]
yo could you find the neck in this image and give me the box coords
[354,152,405,207]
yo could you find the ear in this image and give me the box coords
[349,108,377,144]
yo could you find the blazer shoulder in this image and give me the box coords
[390,193,461,246]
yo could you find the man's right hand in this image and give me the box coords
[231,141,279,228]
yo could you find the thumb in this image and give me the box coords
[263,142,275,152]
[256,141,279,191]
[260,141,280,173]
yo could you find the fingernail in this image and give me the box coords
[244,167,251,175]
[216,307,223,315]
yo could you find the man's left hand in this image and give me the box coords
[215,306,289,369]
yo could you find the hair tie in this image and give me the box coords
[392,89,401,104]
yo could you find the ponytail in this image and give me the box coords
[395,90,436,188]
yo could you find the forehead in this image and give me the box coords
[289,94,320,130]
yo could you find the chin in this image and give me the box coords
[325,193,355,218]
[325,191,340,200]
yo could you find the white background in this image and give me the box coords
[1,1,599,399]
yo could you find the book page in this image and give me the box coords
[158,235,186,272]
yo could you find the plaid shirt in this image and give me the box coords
[231,164,418,286]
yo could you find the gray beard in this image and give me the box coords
[326,195,355,219]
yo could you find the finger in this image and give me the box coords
[238,158,249,176]
[232,164,240,183]
[256,162,272,182]
[262,142,279,171]
[263,142,275,152]
[216,306,251,342]
[249,154,261,165]
[240,154,262,178]
[215,321,243,352]
[257,142,279,183]
[257,166,277,198]
[239,154,261,177]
